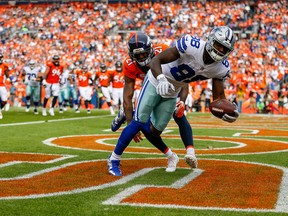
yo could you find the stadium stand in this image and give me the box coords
[0,0,287,114]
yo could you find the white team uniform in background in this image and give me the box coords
[23,66,42,87]
[60,69,70,89]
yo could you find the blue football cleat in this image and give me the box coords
[107,155,122,176]
[111,108,126,132]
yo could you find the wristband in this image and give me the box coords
[157,74,165,80]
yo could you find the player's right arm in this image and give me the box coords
[123,75,135,125]
[43,61,52,80]
[149,46,180,79]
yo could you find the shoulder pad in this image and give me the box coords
[46,60,53,67]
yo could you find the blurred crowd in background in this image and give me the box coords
[0,0,287,115]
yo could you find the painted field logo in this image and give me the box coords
[0,130,287,213]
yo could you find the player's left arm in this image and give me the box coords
[211,78,226,100]
[212,78,239,122]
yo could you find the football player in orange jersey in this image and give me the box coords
[0,53,10,119]
[94,63,115,115]
[76,65,93,113]
[42,55,64,116]
[111,60,124,111]
[108,32,197,176]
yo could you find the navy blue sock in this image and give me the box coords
[173,114,194,148]
[114,120,143,155]
[26,96,31,108]
[141,120,169,153]
[52,96,58,108]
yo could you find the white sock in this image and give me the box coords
[186,146,195,155]
[110,152,121,160]
[165,148,173,158]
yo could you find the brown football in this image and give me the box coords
[209,99,237,119]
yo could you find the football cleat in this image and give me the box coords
[0,110,3,119]
[75,109,80,113]
[107,155,122,176]
[184,154,198,169]
[5,103,10,111]
[48,108,55,116]
[166,152,179,172]
[25,107,30,112]
[111,108,126,132]
[42,108,47,116]
[34,109,39,115]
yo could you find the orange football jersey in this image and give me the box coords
[0,63,9,86]
[111,70,124,88]
[123,44,169,81]
[76,69,92,87]
[46,62,64,84]
[134,78,142,91]
[95,70,112,87]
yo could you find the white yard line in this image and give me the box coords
[0,115,112,127]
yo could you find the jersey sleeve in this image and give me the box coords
[176,34,200,57]
[123,58,137,80]
[46,60,53,67]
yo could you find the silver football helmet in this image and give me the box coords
[205,26,235,62]
[29,59,36,69]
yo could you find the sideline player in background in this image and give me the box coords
[67,61,81,113]
[111,60,124,111]
[0,53,10,119]
[76,65,93,113]
[95,63,115,115]
[22,59,42,114]
[58,68,74,113]
[108,32,197,176]
[42,55,64,116]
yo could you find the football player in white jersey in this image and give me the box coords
[58,69,70,113]
[22,60,43,114]
[108,26,239,176]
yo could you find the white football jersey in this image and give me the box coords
[148,35,231,98]
[23,66,42,87]
[59,69,70,90]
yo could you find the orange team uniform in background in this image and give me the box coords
[123,44,169,81]
[46,61,64,84]
[111,70,124,88]
[0,63,9,86]
[95,70,112,87]
[76,69,92,87]
[134,78,142,91]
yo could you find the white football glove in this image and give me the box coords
[156,74,175,97]
[222,103,239,123]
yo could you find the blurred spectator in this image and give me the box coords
[236,86,245,113]
[0,0,286,115]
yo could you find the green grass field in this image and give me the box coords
[0,107,287,216]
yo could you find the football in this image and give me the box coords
[209,99,237,119]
